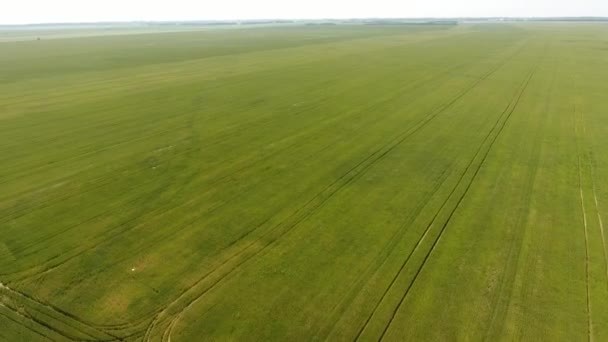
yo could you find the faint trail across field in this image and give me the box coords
[351,45,529,341]
[574,105,594,342]
[373,61,539,342]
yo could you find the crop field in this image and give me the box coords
[1,22,608,341]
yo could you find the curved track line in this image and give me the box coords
[0,302,114,342]
[0,283,124,341]
[0,306,58,342]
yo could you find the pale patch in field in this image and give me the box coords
[154,145,174,153]
[2,180,71,208]
[30,181,68,196]
[0,243,16,262]
[98,284,135,316]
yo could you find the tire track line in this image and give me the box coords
[583,117,608,287]
[318,165,453,341]
[592,180,608,286]
[375,64,537,342]
[580,184,593,342]
[482,58,556,340]
[0,283,123,341]
[0,306,58,342]
[577,151,593,342]
[575,105,594,342]
[352,48,529,342]
[0,301,116,342]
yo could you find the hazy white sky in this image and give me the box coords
[2,0,607,25]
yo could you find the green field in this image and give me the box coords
[1,22,608,341]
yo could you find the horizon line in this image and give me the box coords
[2,16,608,27]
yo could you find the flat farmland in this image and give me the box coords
[1,23,608,341]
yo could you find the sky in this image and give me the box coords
[2,0,607,25]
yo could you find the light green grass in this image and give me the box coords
[1,23,607,341]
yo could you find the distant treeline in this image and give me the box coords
[304,22,338,26]
[363,20,458,26]
[154,20,297,26]
[148,19,460,27]
[463,17,608,22]
[3,17,607,30]
[528,17,608,22]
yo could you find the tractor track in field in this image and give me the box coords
[482,57,555,340]
[0,305,107,342]
[0,124,185,194]
[0,306,59,342]
[575,124,593,342]
[578,172,593,342]
[372,63,538,341]
[351,46,531,342]
[150,43,530,342]
[583,120,608,287]
[574,103,604,342]
[591,168,608,286]
[0,283,123,341]
[317,164,454,340]
[329,40,531,341]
